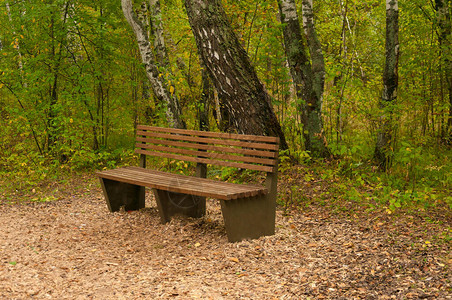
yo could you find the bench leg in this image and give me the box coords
[220,195,276,242]
[153,189,206,223]
[99,178,145,212]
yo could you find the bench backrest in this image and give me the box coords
[135,125,279,174]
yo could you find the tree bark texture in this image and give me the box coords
[434,0,452,138]
[278,0,329,157]
[148,0,169,67]
[375,0,399,170]
[199,67,211,131]
[184,0,288,149]
[121,0,185,129]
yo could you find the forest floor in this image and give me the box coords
[0,171,451,299]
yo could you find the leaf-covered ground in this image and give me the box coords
[0,174,450,299]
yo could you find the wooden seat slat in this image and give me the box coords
[135,143,276,166]
[135,149,275,173]
[136,131,279,151]
[135,137,278,158]
[98,167,266,200]
[126,167,265,192]
[137,125,280,143]
[104,167,266,195]
[120,167,262,196]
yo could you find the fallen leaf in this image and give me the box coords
[228,257,239,263]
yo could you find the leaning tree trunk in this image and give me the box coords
[278,0,329,157]
[434,0,451,140]
[374,0,399,170]
[121,0,185,129]
[184,0,288,149]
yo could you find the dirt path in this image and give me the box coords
[0,186,450,299]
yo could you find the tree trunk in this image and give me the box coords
[148,0,169,67]
[434,0,451,141]
[121,0,185,129]
[184,0,288,149]
[375,0,399,170]
[199,68,211,131]
[278,0,329,157]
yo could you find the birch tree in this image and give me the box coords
[184,0,288,149]
[434,0,451,138]
[374,0,399,170]
[121,0,185,129]
[278,0,329,157]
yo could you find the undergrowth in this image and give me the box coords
[277,143,451,217]
[1,142,450,220]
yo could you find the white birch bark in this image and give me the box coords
[278,0,329,156]
[434,0,452,133]
[121,0,185,129]
[301,0,325,105]
[149,0,168,66]
[6,2,26,87]
[375,0,399,170]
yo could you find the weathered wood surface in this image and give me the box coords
[135,125,279,172]
[97,166,267,201]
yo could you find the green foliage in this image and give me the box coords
[0,0,449,217]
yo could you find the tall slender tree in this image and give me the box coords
[184,0,288,149]
[278,0,329,157]
[121,0,185,129]
[434,0,451,139]
[375,0,399,170]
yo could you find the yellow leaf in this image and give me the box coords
[228,257,239,263]
[169,85,175,95]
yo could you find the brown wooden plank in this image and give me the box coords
[118,172,256,199]
[97,169,232,198]
[135,149,275,172]
[125,167,266,196]
[137,125,280,144]
[135,143,276,166]
[136,131,279,151]
[98,171,230,199]
[98,168,249,195]
[135,137,278,158]
[97,167,267,200]
[118,169,260,198]
[103,167,266,198]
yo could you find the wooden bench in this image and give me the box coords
[96,125,280,242]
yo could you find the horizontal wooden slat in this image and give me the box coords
[126,166,265,197]
[99,171,231,199]
[126,167,264,191]
[135,137,278,158]
[118,169,258,199]
[97,167,267,200]
[135,143,276,166]
[137,125,279,144]
[135,149,275,173]
[136,131,279,151]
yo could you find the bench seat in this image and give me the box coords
[97,166,267,200]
